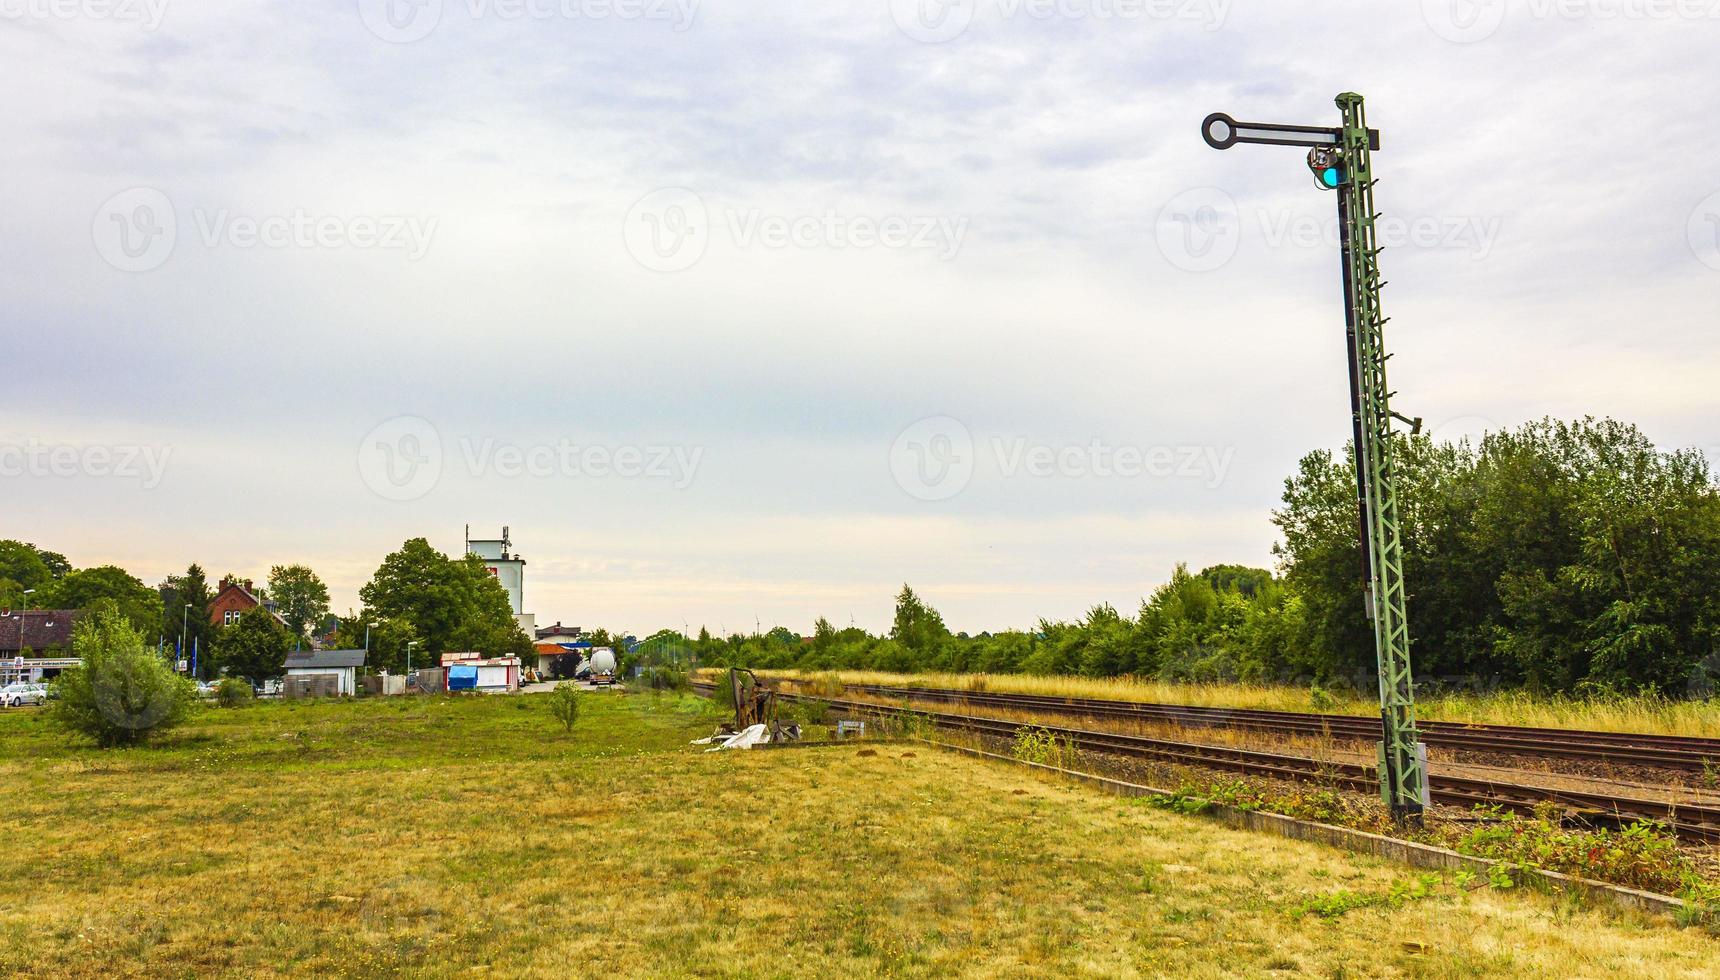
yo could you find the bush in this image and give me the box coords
[789,698,830,726]
[548,684,581,733]
[48,604,196,747]
[629,666,691,693]
[215,677,255,707]
[711,675,737,711]
[1012,726,1078,768]
[1451,803,1700,896]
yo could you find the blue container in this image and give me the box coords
[447,663,478,691]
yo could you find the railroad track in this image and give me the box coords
[828,683,1720,773]
[689,682,1720,842]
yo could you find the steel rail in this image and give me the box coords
[690,682,1720,842]
[830,683,1720,772]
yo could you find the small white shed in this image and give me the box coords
[284,649,367,697]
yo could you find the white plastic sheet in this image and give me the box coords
[700,723,771,752]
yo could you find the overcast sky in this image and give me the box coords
[3,0,1717,636]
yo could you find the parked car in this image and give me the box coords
[2,683,49,708]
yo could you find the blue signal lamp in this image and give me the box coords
[1307,146,1344,191]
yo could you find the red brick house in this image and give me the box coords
[209,577,286,628]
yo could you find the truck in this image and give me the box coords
[585,648,617,687]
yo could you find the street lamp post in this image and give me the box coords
[19,589,35,654]
[364,621,377,659]
[180,603,192,669]
[407,641,419,675]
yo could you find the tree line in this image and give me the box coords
[692,418,1720,697]
[13,416,1716,697]
[3,536,530,684]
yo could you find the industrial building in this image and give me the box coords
[464,525,536,638]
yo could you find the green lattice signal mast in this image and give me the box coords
[1201,92,1429,822]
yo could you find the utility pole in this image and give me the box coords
[1201,93,1429,823]
[19,590,34,657]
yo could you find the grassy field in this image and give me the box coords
[3,693,1717,977]
[748,669,1720,739]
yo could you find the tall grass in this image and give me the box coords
[728,669,1720,739]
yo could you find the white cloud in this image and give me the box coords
[3,1,1716,631]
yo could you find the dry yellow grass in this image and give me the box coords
[2,693,1716,977]
[746,669,1720,739]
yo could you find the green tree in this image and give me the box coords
[0,540,54,608]
[48,602,195,747]
[890,585,949,665]
[161,565,215,666]
[41,565,162,636]
[35,549,71,579]
[359,538,531,658]
[267,564,330,638]
[1198,564,1275,599]
[214,606,293,683]
[1077,603,1136,677]
[331,613,420,674]
[1272,418,1720,694]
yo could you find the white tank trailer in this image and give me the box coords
[585,648,617,686]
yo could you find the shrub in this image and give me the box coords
[215,677,255,707]
[630,666,691,693]
[548,684,581,733]
[48,604,196,747]
[791,698,830,726]
[873,707,935,740]
[1012,726,1078,768]
[711,675,737,711]
[1450,803,1701,896]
